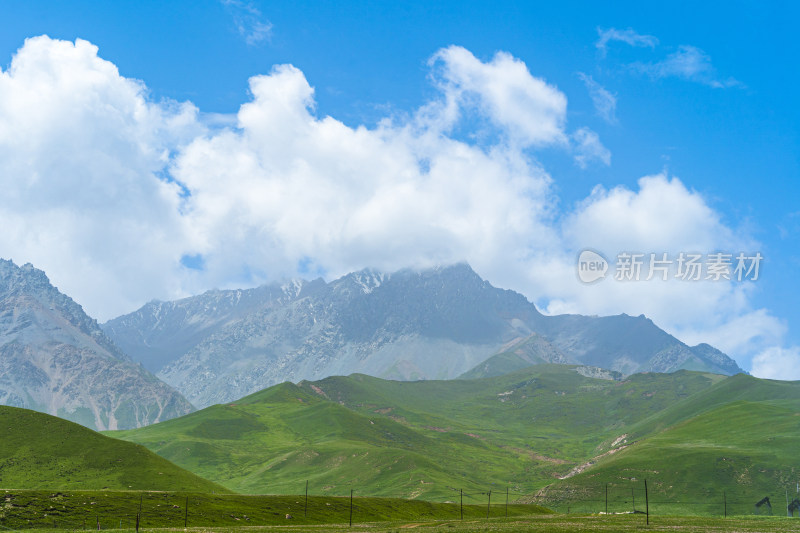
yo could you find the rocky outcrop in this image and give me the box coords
[0,259,194,429]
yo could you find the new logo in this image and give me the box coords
[577,249,608,283]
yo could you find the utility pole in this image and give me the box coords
[644,479,649,526]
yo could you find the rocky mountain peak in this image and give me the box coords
[0,259,125,360]
[1,259,56,297]
[0,258,194,429]
[334,268,388,295]
[102,262,743,408]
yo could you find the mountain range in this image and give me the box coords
[0,257,790,519]
[0,258,744,427]
[103,263,743,408]
[0,259,193,430]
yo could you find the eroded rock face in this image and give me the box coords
[0,259,194,429]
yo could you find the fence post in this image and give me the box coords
[724,490,726,518]
[184,496,189,528]
[487,490,491,519]
[605,483,608,514]
[96,515,99,531]
[505,487,508,518]
[305,480,308,518]
[460,489,463,520]
[349,489,353,527]
[644,479,649,525]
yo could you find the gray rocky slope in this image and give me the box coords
[103,264,743,408]
[0,259,193,430]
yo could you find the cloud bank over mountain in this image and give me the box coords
[0,35,789,374]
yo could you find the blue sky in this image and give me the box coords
[0,1,798,377]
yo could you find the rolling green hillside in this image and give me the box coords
[626,373,799,439]
[111,365,730,500]
[533,376,800,515]
[0,406,228,492]
[458,334,571,379]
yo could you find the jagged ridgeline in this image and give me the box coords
[0,259,193,430]
[103,264,742,409]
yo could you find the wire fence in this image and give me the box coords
[3,480,800,530]
[529,480,800,519]
[0,486,539,530]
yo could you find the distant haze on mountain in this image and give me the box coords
[103,264,743,408]
[0,259,194,430]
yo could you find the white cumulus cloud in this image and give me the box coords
[171,58,560,292]
[542,174,782,366]
[426,46,568,147]
[0,36,789,377]
[751,346,800,381]
[0,36,203,318]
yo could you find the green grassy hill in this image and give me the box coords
[4,363,790,518]
[532,376,800,515]
[626,373,798,439]
[111,365,733,500]
[458,334,571,379]
[0,406,228,492]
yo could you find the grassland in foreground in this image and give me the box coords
[0,490,548,530]
[6,514,800,533]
